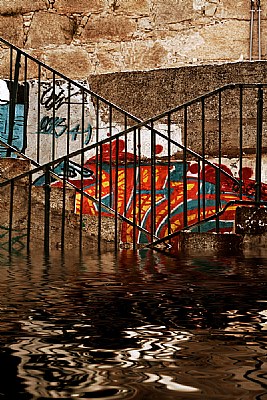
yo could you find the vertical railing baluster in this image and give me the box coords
[95,97,99,198]
[44,166,50,253]
[197,159,201,232]
[239,85,243,199]
[256,85,263,202]
[167,112,171,237]
[215,167,220,233]
[78,90,85,251]
[183,106,188,228]
[9,180,14,252]
[201,98,206,221]
[216,91,222,232]
[109,105,113,208]
[138,127,141,229]
[98,143,103,252]
[61,156,67,251]
[151,121,155,242]
[23,56,28,155]
[37,64,41,164]
[124,115,128,219]
[133,128,137,248]
[27,173,32,253]
[115,137,119,250]
[67,82,71,158]
[52,72,56,161]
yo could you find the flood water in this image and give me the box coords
[0,248,267,399]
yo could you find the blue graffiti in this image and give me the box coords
[39,116,92,146]
[0,104,25,157]
[33,159,94,186]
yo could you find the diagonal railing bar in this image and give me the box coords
[0,139,160,242]
[2,81,264,250]
[0,35,266,251]
[146,199,267,250]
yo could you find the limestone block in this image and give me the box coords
[43,47,92,79]
[0,0,45,15]
[108,0,150,16]
[55,0,106,13]
[215,0,253,19]
[204,3,217,17]
[189,20,250,62]
[154,0,198,25]
[123,41,168,70]
[93,40,168,74]
[80,14,136,43]
[25,12,73,49]
[0,15,24,47]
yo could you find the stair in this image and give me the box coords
[0,37,267,254]
[0,158,120,252]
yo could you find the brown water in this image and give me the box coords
[0,248,266,399]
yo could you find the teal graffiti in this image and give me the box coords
[0,104,25,156]
[39,116,92,146]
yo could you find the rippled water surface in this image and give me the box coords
[0,248,267,399]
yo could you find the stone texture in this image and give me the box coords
[88,60,267,121]
[154,0,198,24]
[0,0,263,75]
[80,14,136,42]
[43,47,92,79]
[25,12,74,48]
[0,0,45,15]
[109,0,150,16]
[0,15,24,47]
[55,0,106,14]
[0,158,31,181]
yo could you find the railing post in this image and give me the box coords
[256,85,263,202]
[44,166,51,253]
[7,50,21,157]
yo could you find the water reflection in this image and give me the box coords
[0,249,266,398]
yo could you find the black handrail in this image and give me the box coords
[0,33,267,252]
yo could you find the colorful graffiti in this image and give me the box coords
[0,79,29,156]
[66,139,266,244]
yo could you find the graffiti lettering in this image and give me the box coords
[39,116,92,145]
[33,160,94,186]
[40,86,83,111]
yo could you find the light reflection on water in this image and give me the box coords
[0,249,266,399]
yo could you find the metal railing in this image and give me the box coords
[0,37,143,164]
[1,83,267,252]
[0,35,266,252]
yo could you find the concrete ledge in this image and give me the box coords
[177,232,243,255]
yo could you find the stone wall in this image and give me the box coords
[0,0,264,77]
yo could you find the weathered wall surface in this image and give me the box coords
[88,61,267,119]
[0,0,264,77]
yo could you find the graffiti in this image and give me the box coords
[40,85,85,111]
[0,79,29,157]
[38,116,92,145]
[0,224,26,253]
[72,139,267,244]
[34,160,95,186]
[75,161,242,243]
